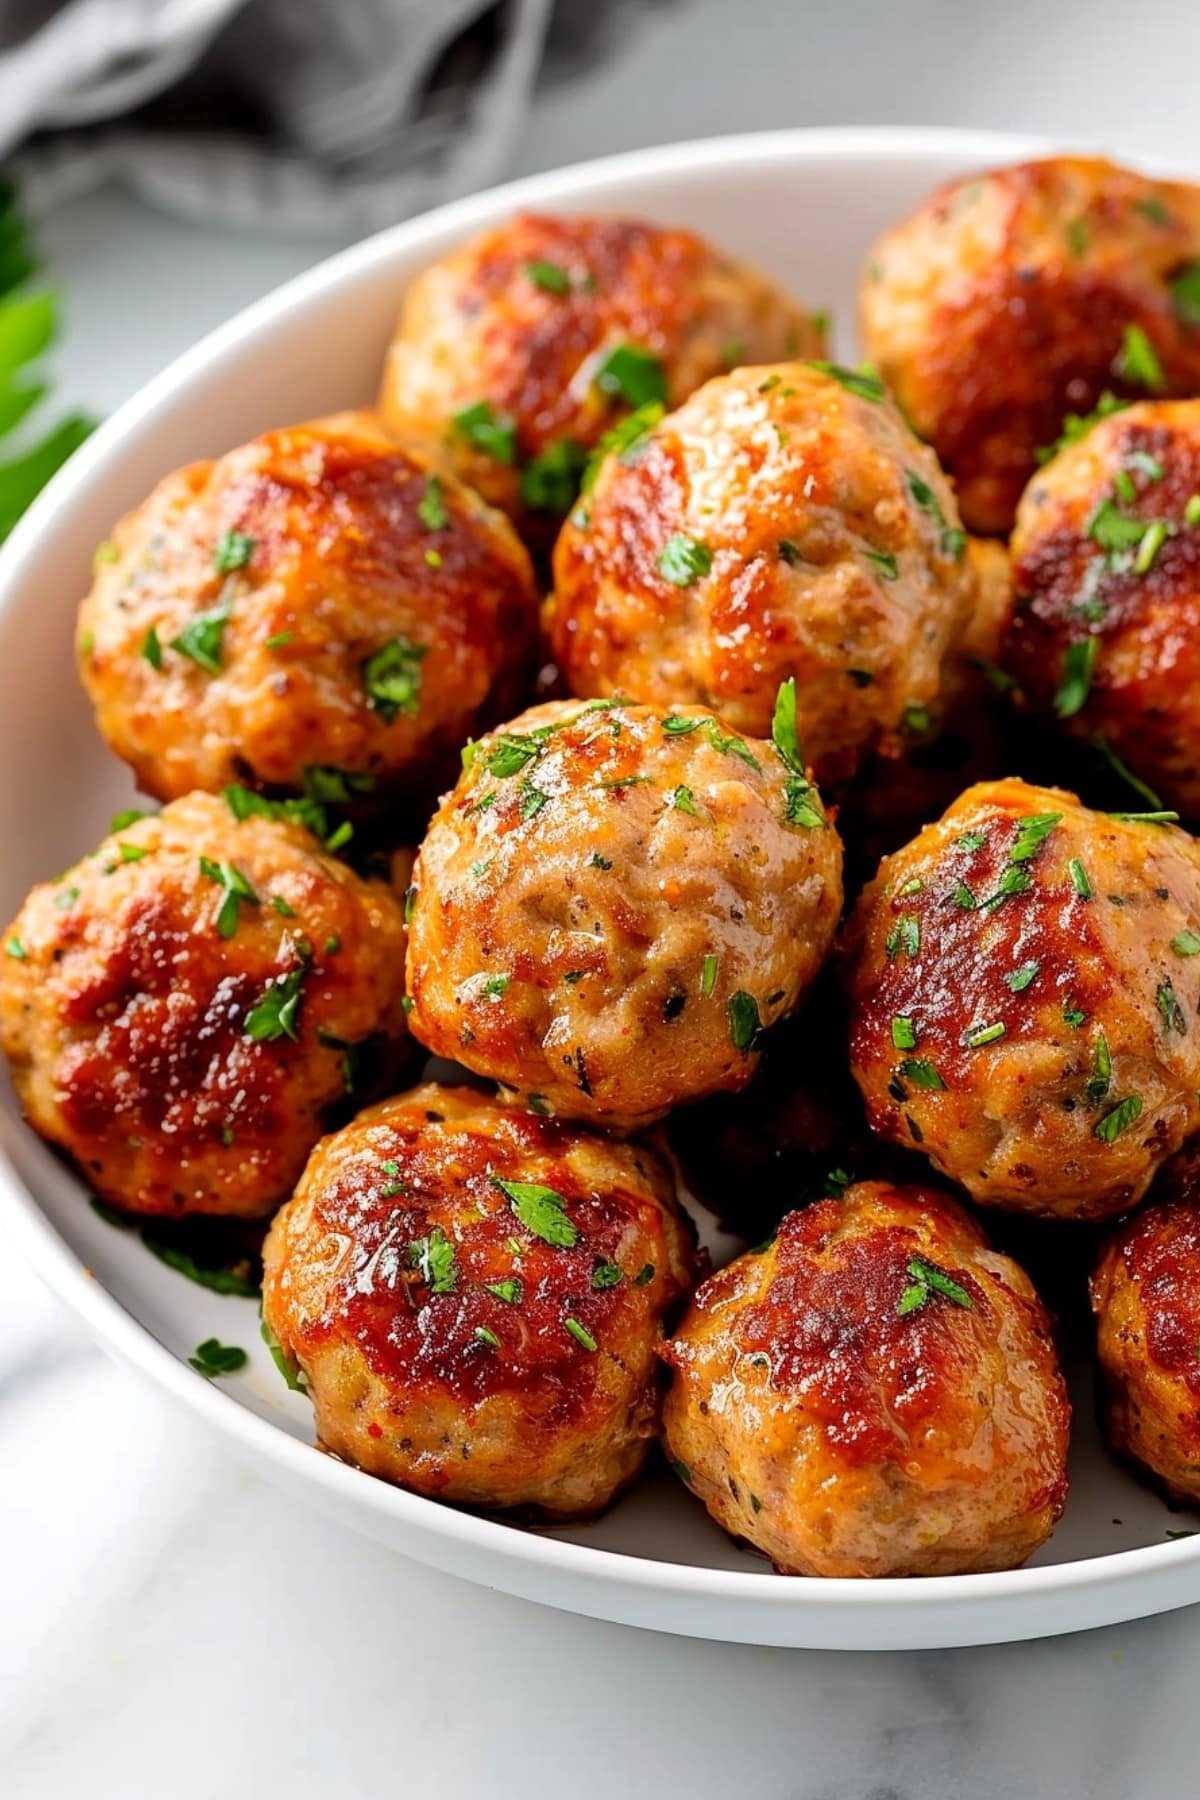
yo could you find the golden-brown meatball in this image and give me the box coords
[661,1181,1070,1577]
[379,212,821,535]
[77,411,537,813]
[0,793,408,1217]
[844,777,1200,1221]
[862,156,1200,534]
[404,696,843,1130]
[1005,400,1200,819]
[547,362,975,785]
[261,1083,695,1517]
[1091,1181,1200,1504]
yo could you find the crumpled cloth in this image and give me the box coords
[0,0,644,236]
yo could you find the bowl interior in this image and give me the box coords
[2,127,1197,1648]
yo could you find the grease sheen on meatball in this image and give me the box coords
[861,156,1200,534]
[1090,1173,1200,1504]
[378,212,822,531]
[844,778,1200,1220]
[0,793,408,1216]
[1006,400,1200,818]
[261,1084,695,1517]
[78,411,537,809]
[547,362,975,784]
[661,1181,1070,1577]
[405,698,843,1129]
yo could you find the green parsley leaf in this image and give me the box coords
[1171,930,1200,956]
[964,1020,1006,1048]
[214,530,254,574]
[633,1263,655,1286]
[886,913,921,959]
[484,1278,523,1304]
[1011,812,1063,862]
[896,1255,973,1316]
[1087,1031,1113,1106]
[666,784,698,815]
[519,781,549,820]
[1037,391,1128,464]
[892,1015,917,1050]
[188,1337,248,1378]
[1114,322,1165,392]
[492,1176,578,1248]
[115,842,147,863]
[701,952,718,997]
[243,966,307,1042]
[474,1325,501,1349]
[408,1226,458,1294]
[727,990,761,1054]
[1095,1094,1143,1142]
[1055,638,1098,718]
[898,1057,946,1091]
[808,360,886,402]
[1158,979,1187,1035]
[981,865,1031,911]
[260,1309,307,1390]
[594,343,667,408]
[199,856,259,939]
[452,399,517,464]
[171,601,230,675]
[580,400,664,493]
[565,1318,597,1352]
[4,934,26,959]
[864,547,899,580]
[1005,962,1041,992]
[1186,494,1200,527]
[658,533,713,586]
[362,637,428,723]
[771,675,803,772]
[524,258,571,294]
[591,1261,624,1289]
[482,973,510,999]
[1069,858,1093,899]
[1110,810,1179,824]
[1088,497,1151,550]
[1134,518,1169,573]
[778,539,803,565]
[519,439,587,513]
[140,625,162,670]
[417,473,448,530]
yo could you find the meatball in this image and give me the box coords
[661,1181,1070,1577]
[861,156,1200,534]
[547,362,975,785]
[77,411,537,813]
[1005,400,1200,819]
[0,792,408,1216]
[261,1083,695,1517]
[378,212,821,535]
[844,777,1200,1220]
[404,696,843,1129]
[1091,1177,1200,1504]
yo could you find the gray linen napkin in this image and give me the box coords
[0,0,648,235]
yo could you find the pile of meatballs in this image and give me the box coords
[9,156,1200,1581]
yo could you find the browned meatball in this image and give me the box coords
[1006,400,1200,819]
[862,157,1200,534]
[378,212,821,535]
[547,362,975,785]
[1091,1177,1200,1504]
[0,793,408,1217]
[261,1083,695,1517]
[844,778,1200,1221]
[77,412,537,812]
[661,1181,1070,1577]
[404,697,843,1130]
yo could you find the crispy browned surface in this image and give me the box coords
[262,1083,695,1517]
[547,362,974,784]
[861,157,1200,535]
[404,699,843,1128]
[1006,400,1200,818]
[379,212,821,529]
[77,411,536,807]
[661,1181,1069,1577]
[0,793,408,1216]
[844,778,1200,1220]
[1091,1178,1200,1503]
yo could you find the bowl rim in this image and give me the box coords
[4,121,1197,1630]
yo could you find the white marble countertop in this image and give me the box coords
[7,2,1200,1793]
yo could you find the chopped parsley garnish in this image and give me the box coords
[1168,261,1200,326]
[260,1311,307,1391]
[1069,858,1093,899]
[1087,1031,1112,1106]
[214,531,254,573]
[1114,322,1165,392]
[116,842,148,863]
[778,539,802,565]
[111,808,147,831]
[243,965,307,1042]
[492,1176,578,1248]
[1110,810,1179,825]
[589,852,612,870]
[519,782,549,820]
[1157,979,1186,1035]
[1134,519,1169,573]
[666,784,698,815]
[1005,961,1041,992]
[524,258,571,294]
[1063,999,1086,1029]
[362,637,428,722]
[728,990,761,1054]
[403,885,417,922]
[264,631,292,649]
[474,1325,501,1349]
[171,600,230,674]
[1095,1094,1143,1142]
[771,675,825,827]
[4,935,26,958]
[484,1277,523,1305]
[407,1227,457,1294]
[417,473,448,530]
[808,360,886,403]
[1037,391,1127,464]
[957,829,987,852]
[188,1337,248,1378]
[1171,931,1200,956]
[1055,638,1097,718]
[898,1057,945,1091]
[891,1015,917,1050]
[591,1261,624,1290]
[633,1263,655,1286]
[980,866,1031,912]
[199,856,259,938]
[140,624,162,669]
[964,1020,1006,1048]
[1187,494,1200,528]
[1066,216,1090,257]
[580,401,663,492]
[1087,497,1151,551]
[1011,812,1063,862]
[452,400,517,464]
[865,547,898,580]
[594,343,667,408]
[701,953,718,997]
[886,913,921,958]
[482,973,510,999]
[565,1318,597,1352]
[658,533,713,586]
[519,439,587,513]
[897,1256,973,1316]
[904,468,966,559]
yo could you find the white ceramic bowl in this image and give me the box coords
[4,126,1199,1652]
